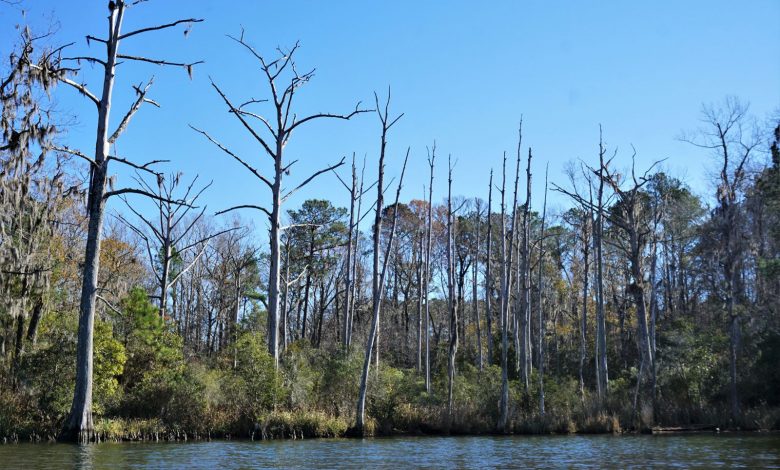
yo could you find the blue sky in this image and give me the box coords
[2,0,779,231]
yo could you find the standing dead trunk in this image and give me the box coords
[355,92,405,434]
[424,145,436,393]
[473,199,483,370]
[594,129,609,405]
[342,157,357,350]
[446,156,459,418]
[579,212,590,401]
[485,172,494,365]
[416,227,424,371]
[194,39,366,369]
[62,5,124,441]
[538,162,548,416]
[499,136,522,431]
[48,2,202,441]
[520,148,533,391]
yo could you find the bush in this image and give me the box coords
[20,311,125,422]
[257,410,348,439]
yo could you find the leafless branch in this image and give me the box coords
[61,56,107,67]
[119,18,204,40]
[215,204,271,218]
[282,157,346,203]
[50,145,96,166]
[287,103,372,135]
[107,155,168,176]
[209,79,276,160]
[189,125,274,188]
[103,187,195,207]
[108,78,155,143]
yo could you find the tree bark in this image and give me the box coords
[62,4,124,442]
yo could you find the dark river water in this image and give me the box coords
[0,434,778,469]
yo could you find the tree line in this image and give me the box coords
[1,0,778,442]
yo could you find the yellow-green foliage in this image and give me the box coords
[230,331,283,421]
[257,410,349,439]
[20,311,126,421]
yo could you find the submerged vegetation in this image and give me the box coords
[1,1,779,443]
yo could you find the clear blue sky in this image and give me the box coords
[2,1,779,229]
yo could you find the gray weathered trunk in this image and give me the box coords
[473,201,483,370]
[267,150,282,367]
[485,173,494,366]
[538,164,548,416]
[62,5,123,442]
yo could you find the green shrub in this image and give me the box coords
[20,311,125,422]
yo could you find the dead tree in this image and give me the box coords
[594,129,610,405]
[116,173,235,318]
[499,140,522,431]
[681,97,758,422]
[519,147,533,391]
[556,129,613,406]
[416,220,424,371]
[484,171,495,366]
[472,198,484,370]
[599,154,661,422]
[424,144,436,393]
[31,0,202,442]
[537,162,548,416]
[339,156,358,351]
[192,36,369,368]
[446,156,458,418]
[355,91,405,434]
[333,154,374,351]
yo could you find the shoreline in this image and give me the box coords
[3,426,776,445]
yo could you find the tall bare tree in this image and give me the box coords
[192,37,368,367]
[30,0,203,441]
[472,198,484,370]
[537,162,548,416]
[498,138,522,431]
[423,144,436,393]
[485,170,494,366]
[446,156,459,417]
[519,145,533,391]
[355,91,405,434]
[681,97,759,422]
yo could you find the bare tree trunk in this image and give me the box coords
[424,145,436,393]
[594,129,609,405]
[62,6,124,441]
[538,163,548,416]
[520,147,533,391]
[446,157,459,418]
[348,164,366,350]
[355,93,404,433]
[473,199,483,370]
[416,228,424,371]
[485,172,494,365]
[498,153,510,431]
[499,137,522,431]
[579,216,590,401]
[343,157,357,350]
[281,237,291,352]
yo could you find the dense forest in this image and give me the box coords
[1,1,779,443]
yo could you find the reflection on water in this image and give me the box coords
[1,434,779,469]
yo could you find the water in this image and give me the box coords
[1,434,779,469]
